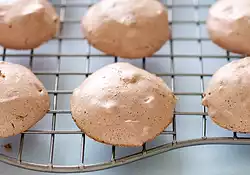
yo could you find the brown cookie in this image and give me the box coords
[81,0,170,59]
[0,62,50,138]
[0,0,59,49]
[207,0,250,55]
[70,62,176,147]
[202,57,250,133]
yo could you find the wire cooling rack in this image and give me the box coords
[1,0,250,173]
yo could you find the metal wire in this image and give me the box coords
[0,0,249,173]
[170,7,177,144]
[0,54,241,58]
[194,0,208,139]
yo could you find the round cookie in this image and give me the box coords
[207,0,250,55]
[81,0,170,59]
[202,57,250,133]
[0,0,59,49]
[0,62,50,138]
[71,62,176,147]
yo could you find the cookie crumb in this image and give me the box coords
[2,143,12,152]
[0,70,5,78]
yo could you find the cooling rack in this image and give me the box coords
[1,0,250,173]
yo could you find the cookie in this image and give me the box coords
[81,0,170,59]
[0,0,59,49]
[71,62,176,146]
[207,0,250,54]
[203,57,250,133]
[0,62,50,137]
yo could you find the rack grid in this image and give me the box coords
[1,0,250,173]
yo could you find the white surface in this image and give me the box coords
[1,0,250,174]
[2,145,250,175]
